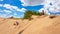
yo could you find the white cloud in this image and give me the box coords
[3,4,26,12]
[38,0,60,15]
[0,4,27,18]
[0,14,13,18]
[20,0,60,15]
[44,0,60,14]
[3,10,12,14]
[17,8,26,12]
[0,14,7,18]
[39,8,50,15]
[0,0,3,1]
[20,0,44,6]
[3,4,13,10]
[3,4,19,10]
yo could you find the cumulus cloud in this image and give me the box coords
[42,0,60,11]
[0,9,13,18]
[3,4,26,12]
[20,0,44,6]
[0,14,7,18]
[43,0,60,14]
[20,0,60,15]
[0,9,12,14]
[0,4,27,18]
[3,10,12,14]
[38,0,60,15]
[17,8,26,12]
[39,8,50,15]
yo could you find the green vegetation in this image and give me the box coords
[23,10,33,20]
[23,10,45,20]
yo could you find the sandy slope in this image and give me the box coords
[0,16,60,34]
[21,16,60,34]
[0,18,23,34]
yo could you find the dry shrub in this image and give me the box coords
[49,15,56,19]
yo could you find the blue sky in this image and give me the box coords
[0,0,60,18]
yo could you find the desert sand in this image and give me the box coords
[0,15,60,34]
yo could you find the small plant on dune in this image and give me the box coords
[8,16,14,19]
[49,12,56,19]
[23,10,33,20]
[23,10,45,20]
[49,15,56,19]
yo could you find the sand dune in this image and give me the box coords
[0,16,60,34]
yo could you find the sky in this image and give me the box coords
[0,0,60,18]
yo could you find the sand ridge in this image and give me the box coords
[0,16,60,34]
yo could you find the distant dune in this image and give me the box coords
[0,15,60,34]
